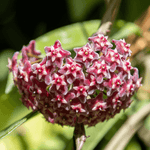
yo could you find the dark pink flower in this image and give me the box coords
[74,43,99,68]
[8,35,142,127]
[87,60,110,84]
[49,73,68,95]
[112,39,132,58]
[45,40,71,68]
[88,93,107,111]
[59,57,85,84]
[88,34,113,54]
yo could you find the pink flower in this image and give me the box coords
[87,60,110,84]
[8,52,19,80]
[112,39,132,58]
[85,74,98,95]
[74,43,99,68]
[88,34,113,54]
[45,40,71,68]
[70,98,87,113]
[49,73,68,95]
[32,63,47,80]
[59,57,85,84]
[8,35,142,127]
[88,93,107,111]
[73,85,89,103]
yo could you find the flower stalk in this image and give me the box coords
[73,123,87,150]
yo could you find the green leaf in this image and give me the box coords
[144,114,150,130]
[5,72,14,94]
[125,138,142,150]
[35,22,92,54]
[0,111,38,140]
[0,49,14,81]
[110,22,141,40]
[66,0,102,22]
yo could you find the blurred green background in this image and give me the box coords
[0,0,150,150]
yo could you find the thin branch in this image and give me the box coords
[96,0,122,36]
[104,103,150,150]
[104,0,111,9]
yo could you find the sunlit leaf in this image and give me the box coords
[5,72,14,94]
[0,111,38,140]
[125,138,142,150]
[110,22,141,40]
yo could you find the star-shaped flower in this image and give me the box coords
[87,60,110,84]
[88,93,107,111]
[49,73,68,95]
[88,34,113,54]
[45,40,71,68]
[59,57,84,84]
[112,39,132,58]
[73,85,89,103]
[74,43,99,68]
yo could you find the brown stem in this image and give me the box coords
[104,0,111,9]
[96,0,122,36]
[73,123,87,150]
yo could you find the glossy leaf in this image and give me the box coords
[110,22,141,40]
[5,72,14,94]
[0,111,38,140]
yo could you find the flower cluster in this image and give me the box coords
[8,34,142,127]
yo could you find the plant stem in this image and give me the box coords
[73,123,87,150]
[96,0,122,36]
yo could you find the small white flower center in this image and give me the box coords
[85,51,88,55]
[57,79,60,83]
[80,88,83,91]
[130,87,134,91]
[102,65,105,70]
[53,51,56,55]
[71,66,75,70]
[117,81,120,85]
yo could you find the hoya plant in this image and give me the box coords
[1,0,147,150]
